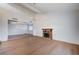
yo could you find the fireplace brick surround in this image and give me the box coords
[42,28,52,40]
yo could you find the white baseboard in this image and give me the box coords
[54,39,79,45]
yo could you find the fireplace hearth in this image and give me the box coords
[42,28,52,40]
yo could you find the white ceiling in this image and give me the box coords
[26,3,79,13]
[7,3,79,13]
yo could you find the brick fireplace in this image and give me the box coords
[42,28,52,40]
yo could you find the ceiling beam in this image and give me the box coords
[21,3,42,13]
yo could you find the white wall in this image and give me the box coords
[0,7,8,41]
[0,15,8,41]
[33,11,79,45]
[8,23,28,35]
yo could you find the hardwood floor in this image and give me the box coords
[0,34,79,55]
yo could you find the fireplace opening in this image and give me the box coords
[42,28,52,40]
[43,32,49,38]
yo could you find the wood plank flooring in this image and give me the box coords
[0,35,79,55]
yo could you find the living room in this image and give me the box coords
[0,3,79,55]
